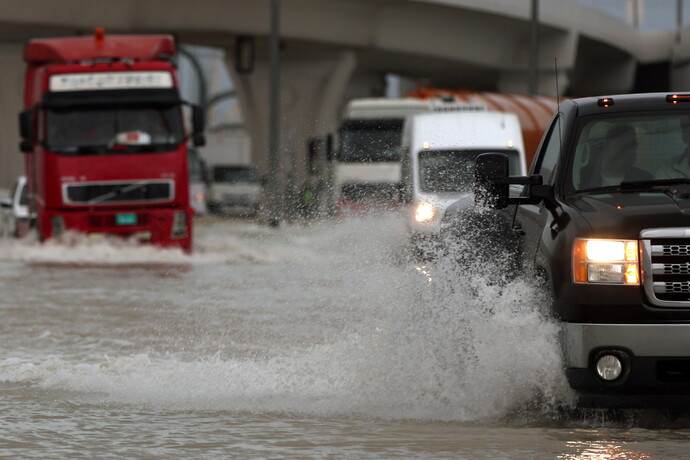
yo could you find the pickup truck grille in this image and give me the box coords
[63,180,174,205]
[641,229,690,306]
[659,244,690,256]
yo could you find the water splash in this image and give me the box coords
[0,213,573,421]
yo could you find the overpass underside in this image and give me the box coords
[0,0,687,203]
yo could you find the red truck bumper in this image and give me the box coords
[37,207,193,253]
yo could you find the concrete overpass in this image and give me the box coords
[0,0,687,200]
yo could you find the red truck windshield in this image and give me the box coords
[45,105,184,155]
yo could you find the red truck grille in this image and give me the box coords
[64,180,173,205]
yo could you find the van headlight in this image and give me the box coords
[573,239,639,285]
[415,202,435,222]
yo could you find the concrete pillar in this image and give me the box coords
[498,28,577,96]
[671,24,690,91]
[226,50,356,218]
[570,54,637,95]
[0,45,26,190]
[498,70,570,97]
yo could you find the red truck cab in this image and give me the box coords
[18,30,204,253]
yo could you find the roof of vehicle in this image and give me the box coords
[345,98,431,119]
[405,111,524,154]
[407,88,557,167]
[24,34,176,63]
[571,92,690,117]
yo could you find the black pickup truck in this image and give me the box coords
[442,92,690,408]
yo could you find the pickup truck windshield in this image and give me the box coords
[571,112,690,193]
[45,106,184,155]
[419,149,520,193]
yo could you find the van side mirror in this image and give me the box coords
[474,152,510,209]
[307,137,321,175]
[193,133,206,147]
[19,110,35,152]
[326,133,334,162]
[192,105,206,147]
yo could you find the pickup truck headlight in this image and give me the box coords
[415,202,435,222]
[573,239,639,285]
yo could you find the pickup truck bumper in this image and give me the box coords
[563,322,690,407]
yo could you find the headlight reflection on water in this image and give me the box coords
[559,440,652,460]
[415,264,433,283]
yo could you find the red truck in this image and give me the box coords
[18,29,205,253]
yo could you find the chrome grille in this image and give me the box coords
[655,281,690,294]
[653,262,690,275]
[642,228,690,306]
[63,180,173,205]
[656,244,690,256]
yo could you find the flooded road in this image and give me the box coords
[2,215,690,458]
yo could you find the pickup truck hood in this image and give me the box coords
[567,190,690,238]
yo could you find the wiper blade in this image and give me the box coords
[575,185,625,194]
[576,179,690,194]
[620,178,690,189]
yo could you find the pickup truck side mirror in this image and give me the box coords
[475,152,510,209]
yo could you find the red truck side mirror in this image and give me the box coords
[19,110,35,152]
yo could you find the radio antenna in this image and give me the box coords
[554,58,561,105]
[555,58,563,147]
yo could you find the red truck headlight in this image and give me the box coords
[171,211,188,239]
[573,239,639,285]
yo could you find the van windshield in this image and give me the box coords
[418,149,520,193]
[45,105,184,155]
[338,119,403,162]
[213,166,259,184]
[570,112,690,193]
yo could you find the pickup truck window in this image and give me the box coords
[534,116,562,184]
[418,149,519,193]
[570,113,690,192]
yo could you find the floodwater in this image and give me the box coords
[1,214,690,459]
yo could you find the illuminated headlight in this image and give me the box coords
[573,239,639,285]
[414,202,435,222]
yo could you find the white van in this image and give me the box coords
[401,111,526,246]
[334,98,431,213]
[0,176,32,238]
[333,97,481,213]
[208,164,262,216]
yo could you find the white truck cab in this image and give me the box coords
[401,111,526,248]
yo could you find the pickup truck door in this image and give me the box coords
[515,116,563,266]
